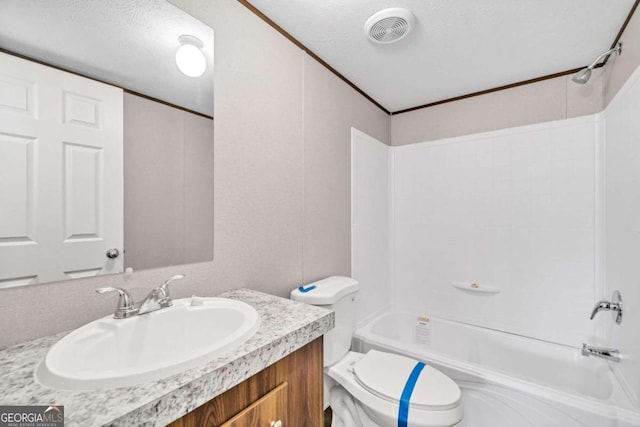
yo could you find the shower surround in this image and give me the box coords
[354,114,602,346]
[352,65,640,419]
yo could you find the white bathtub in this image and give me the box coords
[353,311,640,427]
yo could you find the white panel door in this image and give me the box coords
[0,52,123,287]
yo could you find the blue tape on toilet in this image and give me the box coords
[298,285,316,293]
[398,361,426,427]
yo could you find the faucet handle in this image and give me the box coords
[589,291,623,324]
[160,274,185,295]
[96,286,138,319]
[589,300,611,320]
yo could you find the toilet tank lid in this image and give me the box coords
[290,276,359,305]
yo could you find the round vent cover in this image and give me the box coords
[364,8,415,44]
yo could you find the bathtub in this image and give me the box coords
[352,311,640,427]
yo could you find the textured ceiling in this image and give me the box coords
[0,0,214,116]
[247,0,635,113]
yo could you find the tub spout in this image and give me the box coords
[582,344,620,363]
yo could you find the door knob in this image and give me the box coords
[270,421,282,427]
[106,248,120,259]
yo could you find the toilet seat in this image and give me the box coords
[326,351,463,427]
[353,350,461,411]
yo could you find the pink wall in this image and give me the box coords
[391,71,604,146]
[124,93,214,271]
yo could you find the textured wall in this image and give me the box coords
[124,93,213,270]
[390,71,604,146]
[0,0,390,349]
[302,56,389,284]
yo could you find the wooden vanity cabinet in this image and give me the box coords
[220,382,287,427]
[168,337,323,427]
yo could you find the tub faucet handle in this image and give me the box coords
[589,301,612,319]
[589,290,623,324]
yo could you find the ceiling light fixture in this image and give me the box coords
[175,35,206,78]
[572,43,622,85]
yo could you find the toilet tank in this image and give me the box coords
[291,276,359,367]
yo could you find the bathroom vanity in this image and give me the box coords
[169,337,322,426]
[0,289,333,426]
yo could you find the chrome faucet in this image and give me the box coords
[96,286,139,319]
[582,343,621,363]
[589,290,623,324]
[138,274,186,315]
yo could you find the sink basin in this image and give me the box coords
[35,297,260,391]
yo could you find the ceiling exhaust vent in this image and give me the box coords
[365,8,415,44]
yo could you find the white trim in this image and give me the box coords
[388,146,396,310]
[594,112,605,339]
[350,127,356,279]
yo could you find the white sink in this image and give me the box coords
[35,297,260,391]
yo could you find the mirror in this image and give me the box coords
[0,0,214,287]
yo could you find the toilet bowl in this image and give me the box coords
[328,351,462,427]
[291,276,463,427]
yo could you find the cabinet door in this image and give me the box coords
[167,338,323,427]
[221,382,287,427]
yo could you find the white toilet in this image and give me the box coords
[291,276,463,427]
